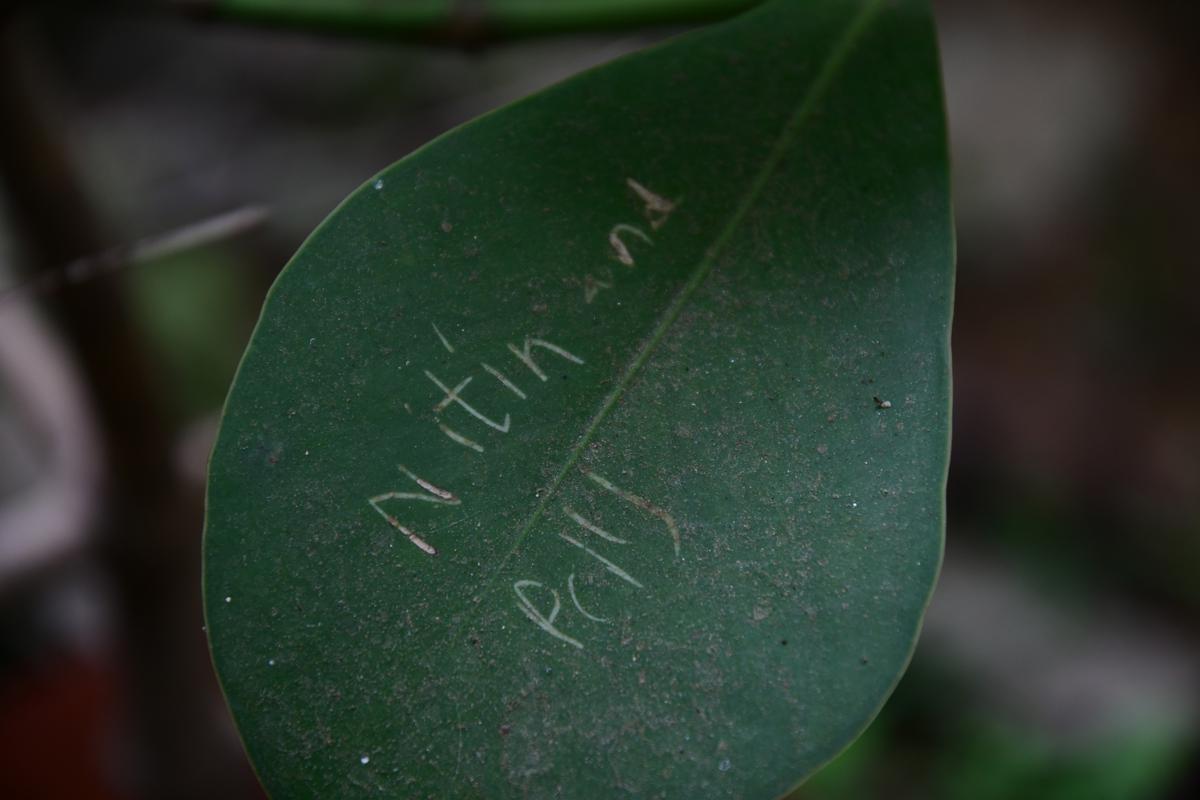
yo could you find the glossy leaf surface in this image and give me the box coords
[204,0,954,797]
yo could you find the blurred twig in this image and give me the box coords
[0,12,259,799]
[0,206,269,306]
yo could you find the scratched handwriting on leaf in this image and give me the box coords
[367,465,460,556]
[204,4,957,791]
[518,467,682,649]
[586,177,678,301]
[365,179,681,649]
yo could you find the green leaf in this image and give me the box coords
[195,0,761,39]
[203,0,954,797]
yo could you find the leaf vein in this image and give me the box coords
[489,0,885,585]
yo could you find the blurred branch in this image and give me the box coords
[173,0,761,46]
[0,13,254,798]
[0,206,270,306]
[0,300,102,594]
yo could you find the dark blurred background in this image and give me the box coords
[0,1,1196,798]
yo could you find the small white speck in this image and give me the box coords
[360,755,370,765]
[268,659,275,667]
[224,596,232,603]
[851,502,858,508]
[305,450,310,456]
[373,179,384,190]
[719,758,732,772]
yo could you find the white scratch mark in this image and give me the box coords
[626,178,677,230]
[609,224,652,266]
[431,374,471,413]
[425,370,511,432]
[400,463,457,501]
[367,465,461,556]
[506,338,584,382]
[568,572,608,623]
[583,273,613,304]
[369,466,462,506]
[563,505,627,544]
[558,533,643,589]
[453,705,464,781]
[431,322,455,354]
[481,362,527,399]
[366,507,437,555]
[584,469,681,557]
[514,580,583,650]
[438,422,484,453]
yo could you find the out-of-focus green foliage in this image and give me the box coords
[798,667,1192,800]
[125,246,257,421]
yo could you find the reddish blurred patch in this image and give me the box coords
[0,657,128,800]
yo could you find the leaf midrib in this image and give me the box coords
[480,0,885,593]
